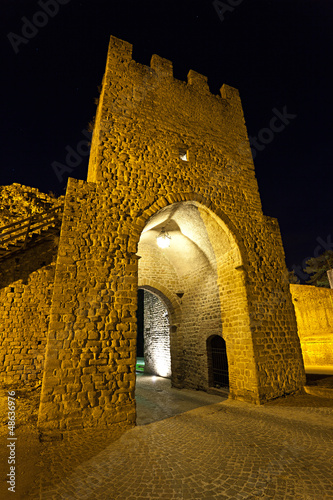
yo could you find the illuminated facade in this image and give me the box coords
[36,35,306,430]
[0,36,309,431]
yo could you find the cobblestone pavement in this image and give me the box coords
[2,378,333,499]
[135,373,227,425]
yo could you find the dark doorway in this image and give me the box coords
[207,335,229,388]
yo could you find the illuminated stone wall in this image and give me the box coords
[0,183,62,227]
[0,185,59,384]
[290,284,333,368]
[0,264,55,384]
[36,35,306,431]
[138,243,183,387]
[143,291,171,378]
[137,207,225,392]
[180,262,222,391]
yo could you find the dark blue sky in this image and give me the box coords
[0,0,332,273]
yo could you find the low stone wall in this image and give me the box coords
[290,284,333,368]
[0,264,55,384]
[0,183,63,227]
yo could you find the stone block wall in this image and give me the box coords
[180,262,222,391]
[143,290,171,378]
[0,236,58,289]
[0,183,63,227]
[138,243,183,387]
[290,284,333,368]
[138,244,182,294]
[0,264,55,384]
[38,178,138,431]
[0,188,60,385]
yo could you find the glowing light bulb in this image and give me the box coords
[156,230,171,248]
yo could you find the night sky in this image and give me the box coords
[0,0,332,275]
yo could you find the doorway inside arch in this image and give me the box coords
[136,289,145,373]
[135,289,226,425]
[207,335,229,389]
[136,289,171,379]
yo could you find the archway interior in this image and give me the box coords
[137,201,242,392]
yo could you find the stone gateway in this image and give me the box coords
[3,35,307,431]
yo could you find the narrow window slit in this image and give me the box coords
[179,148,188,161]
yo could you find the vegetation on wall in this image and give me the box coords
[304,250,333,288]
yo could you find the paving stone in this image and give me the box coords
[7,386,329,500]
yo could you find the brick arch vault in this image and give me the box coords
[38,35,305,432]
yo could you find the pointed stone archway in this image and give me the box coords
[137,199,259,400]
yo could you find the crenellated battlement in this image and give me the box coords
[150,54,173,80]
[88,34,251,188]
[105,35,239,103]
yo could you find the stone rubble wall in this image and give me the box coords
[87,38,263,220]
[180,262,222,391]
[0,183,61,385]
[0,183,63,227]
[0,264,55,384]
[143,290,171,378]
[290,284,333,367]
[38,178,138,431]
[85,35,305,403]
[138,243,183,387]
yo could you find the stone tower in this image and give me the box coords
[37,35,305,431]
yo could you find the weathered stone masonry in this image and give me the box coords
[0,264,55,384]
[34,35,306,431]
[143,290,171,378]
[0,185,62,384]
[290,284,333,368]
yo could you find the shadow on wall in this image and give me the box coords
[0,236,58,289]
